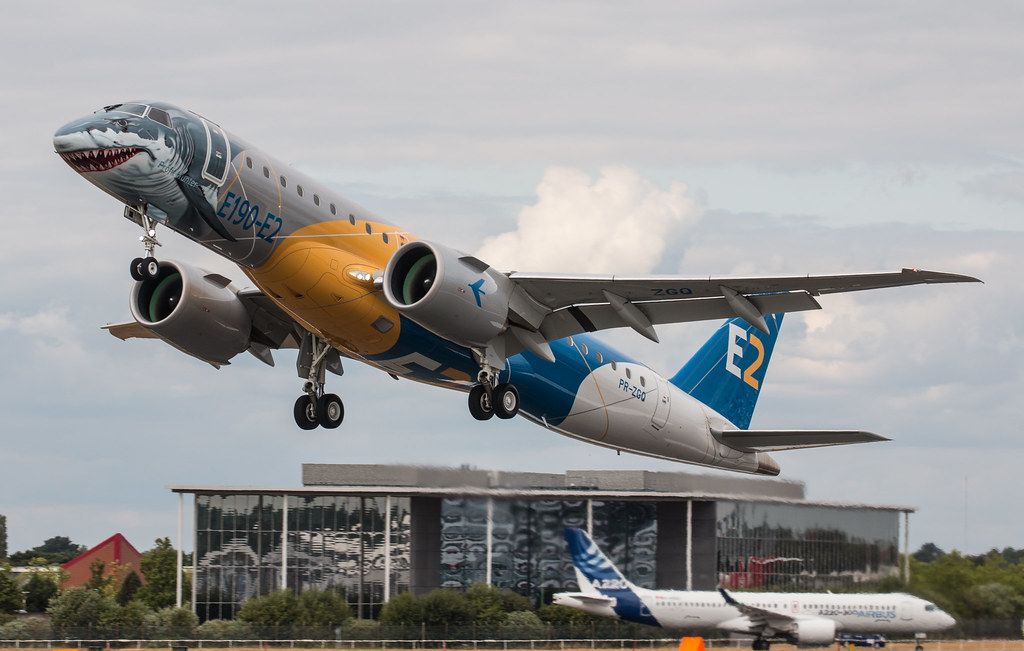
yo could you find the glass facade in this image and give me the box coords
[194,494,409,620]
[191,491,902,619]
[716,501,899,591]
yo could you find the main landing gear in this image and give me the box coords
[293,333,345,430]
[467,365,520,421]
[126,205,162,281]
[751,639,770,651]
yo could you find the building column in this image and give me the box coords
[903,511,911,584]
[281,495,289,591]
[384,496,392,602]
[686,500,693,591]
[176,493,184,608]
[485,497,494,586]
[191,495,198,613]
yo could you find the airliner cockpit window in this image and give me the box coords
[147,107,172,127]
[925,604,937,611]
[115,103,149,117]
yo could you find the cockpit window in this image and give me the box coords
[147,107,172,128]
[115,103,149,117]
[925,605,937,611]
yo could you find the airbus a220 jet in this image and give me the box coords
[54,102,979,475]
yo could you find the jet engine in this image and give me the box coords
[790,619,837,645]
[130,260,252,365]
[382,240,512,347]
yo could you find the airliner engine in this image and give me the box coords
[790,619,837,645]
[130,260,252,365]
[382,241,512,347]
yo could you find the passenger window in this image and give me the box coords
[640,376,646,387]
[245,157,252,169]
[280,176,287,187]
[626,368,632,379]
[365,223,372,234]
[349,214,356,225]
[580,344,588,355]
[567,336,574,347]
[596,352,603,363]
[263,167,270,178]
[330,203,337,215]
[313,194,320,206]
[611,360,617,370]
[382,232,389,244]
[297,185,304,197]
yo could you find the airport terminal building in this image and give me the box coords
[171,465,911,621]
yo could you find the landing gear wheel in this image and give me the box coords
[493,383,520,419]
[317,393,344,429]
[468,384,494,420]
[130,257,146,281]
[142,256,160,279]
[293,395,318,430]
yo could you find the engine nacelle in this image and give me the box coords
[791,619,837,645]
[130,260,252,365]
[382,240,511,347]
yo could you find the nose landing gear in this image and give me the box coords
[468,365,520,421]
[293,332,345,430]
[126,205,162,281]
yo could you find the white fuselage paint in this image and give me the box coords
[554,589,956,636]
[535,362,776,474]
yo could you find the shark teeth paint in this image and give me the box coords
[58,146,144,173]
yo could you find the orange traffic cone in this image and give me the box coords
[679,637,706,651]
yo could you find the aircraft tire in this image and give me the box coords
[318,393,344,429]
[468,384,494,420]
[493,383,520,419]
[142,256,160,279]
[293,395,319,430]
[130,257,146,281]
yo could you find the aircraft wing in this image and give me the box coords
[719,588,797,629]
[713,429,889,452]
[507,268,980,343]
[102,288,302,365]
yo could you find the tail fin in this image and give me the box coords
[564,528,635,594]
[669,314,784,429]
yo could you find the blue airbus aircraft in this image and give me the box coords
[53,101,980,475]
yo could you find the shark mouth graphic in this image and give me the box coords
[58,147,145,173]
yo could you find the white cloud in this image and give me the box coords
[476,166,698,273]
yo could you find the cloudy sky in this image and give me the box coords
[1,1,1021,557]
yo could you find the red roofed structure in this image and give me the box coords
[60,533,144,589]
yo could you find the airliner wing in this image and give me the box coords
[719,588,796,627]
[713,429,889,452]
[508,268,980,343]
[103,289,302,360]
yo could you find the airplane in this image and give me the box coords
[554,528,956,649]
[53,101,980,475]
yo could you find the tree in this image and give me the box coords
[0,515,7,560]
[47,587,116,634]
[103,600,151,636]
[117,570,143,605]
[417,589,474,626]
[0,570,24,614]
[237,590,299,627]
[464,583,531,625]
[296,589,353,627]
[144,606,197,639]
[913,542,946,563]
[9,536,86,565]
[378,592,423,626]
[24,572,59,612]
[136,538,178,609]
[499,610,545,638]
[85,559,113,593]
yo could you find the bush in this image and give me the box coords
[500,610,546,638]
[144,606,198,639]
[237,590,299,628]
[342,618,382,640]
[195,618,255,640]
[297,589,353,627]
[103,600,151,636]
[418,589,474,626]
[378,592,422,626]
[48,587,117,634]
[465,584,531,625]
[0,616,52,639]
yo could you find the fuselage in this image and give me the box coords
[53,101,776,473]
[554,588,956,635]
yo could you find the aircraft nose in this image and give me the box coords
[53,116,108,152]
[942,613,956,629]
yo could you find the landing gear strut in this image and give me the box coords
[751,639,770,651]
[294,333,344,430]
[467,364,520,421]
[126,205,162,281]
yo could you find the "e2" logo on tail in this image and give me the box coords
[725,323,765,390]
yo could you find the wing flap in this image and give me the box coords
[714,429,889,452]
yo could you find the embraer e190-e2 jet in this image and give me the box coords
[54,101,979,475]
[555,528,955,649]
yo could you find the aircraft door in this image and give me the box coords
[650,375,671,430]
[200,118,231,186]
[899,600,914,621]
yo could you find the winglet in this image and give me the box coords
[718,587,739,606]
[902,268,983,284]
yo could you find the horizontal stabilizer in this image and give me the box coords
[714,429,889,451]
[562,593,616,605]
